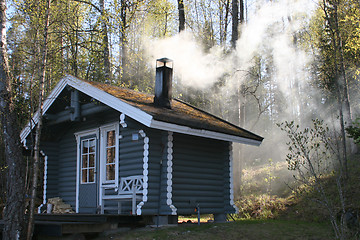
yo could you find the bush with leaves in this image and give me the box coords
[346,118,360,145]
[236,194,288,219]
[278,119,349,240]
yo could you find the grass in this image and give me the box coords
[95,219,333,240]
[92,153,360,240]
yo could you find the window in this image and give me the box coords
[101,124,119,184]
[105,130,116,181]
[81,138,96,184]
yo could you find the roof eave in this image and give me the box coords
[20,75,154,143]
[20,78,68,143]
[20,75,262,147]
[150,119,262,146]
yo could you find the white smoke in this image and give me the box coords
[145,32,230,89]
[145,0,316,95]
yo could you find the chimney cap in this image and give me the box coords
[156,58,173,69]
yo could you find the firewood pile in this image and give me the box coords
[47,197,74,214]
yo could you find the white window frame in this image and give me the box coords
[80,137,97,184]
[100,123,119,187]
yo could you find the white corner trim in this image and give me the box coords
[137,130,149,215]
[37,151,48,213]
[120,113,127,128]
[150,119,262,146]
[76,138,80,213]
[229,143,239,213]
[166,132,177,215]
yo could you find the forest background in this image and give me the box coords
[0,0,359,239]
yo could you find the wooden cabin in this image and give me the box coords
[20,58,263,224]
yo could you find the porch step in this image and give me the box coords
[0,215,144,237]
[33,214,144,237]
[34,220,117,236]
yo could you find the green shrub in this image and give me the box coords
[235,194,289,219]
[346,117,360,145]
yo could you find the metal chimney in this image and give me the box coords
[154,58,173,109]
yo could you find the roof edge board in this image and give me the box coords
[65,75,153,127]
[20,75,262,146]
[20,78,68,142]
[175,98,264,142]
[20,75,154,143]
[150,119,262,146]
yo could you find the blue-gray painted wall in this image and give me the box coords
[172,133,234,214]
[36,107,234,215]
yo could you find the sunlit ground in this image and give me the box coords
[178,214,214,224]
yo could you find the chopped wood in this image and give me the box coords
[47,197,74,214]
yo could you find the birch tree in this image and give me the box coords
[26,0,51,239]
[0,0,26,239]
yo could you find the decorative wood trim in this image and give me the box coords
[120,113,127,128]
[37,150,48,213]
[136,130,149,215]
[74,128,100,139]
[166,132,177,215]
[229,143,239,213]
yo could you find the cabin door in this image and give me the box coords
[78,135,99,213]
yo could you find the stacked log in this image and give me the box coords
[47,197,74,214]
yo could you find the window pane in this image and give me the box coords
[106,148,115,163]
[89,169,95,182]
[106,164,115,181]
[82,169,87,183]
[89,154,95,167]
[89,139,96,153]
[82,140,88,154]
[82,155,88,168]
[107,131,115,146]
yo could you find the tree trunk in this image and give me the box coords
[100,0,111,81]
[333,2,352,127]
[26,0,51,239]
[120,0,128,83]
[332,0,356,154]
[0,0,26,239]
[178,0,185,32]
[231,0,239,49]
[239,0,244,23]
[323,0,348,178]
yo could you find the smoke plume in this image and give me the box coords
[146,0,316,96]
[145,0,318,196]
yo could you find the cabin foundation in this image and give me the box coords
[152,215,178,226]
[214,213,227,223]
